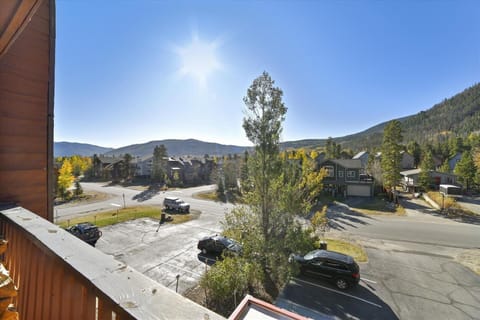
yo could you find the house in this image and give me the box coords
[352,151,369,168]
[400,151,415,169]
[375,151,415,170]
[319,159,374,197]
[133,155,154,177]
[400,168,458,192]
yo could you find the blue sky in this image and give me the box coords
[54,0,480,148]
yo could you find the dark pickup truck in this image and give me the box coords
[66,222,102,246]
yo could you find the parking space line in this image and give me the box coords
[293,278,382,308]
[361,277,377,284]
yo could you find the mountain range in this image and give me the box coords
[55,82,480,157]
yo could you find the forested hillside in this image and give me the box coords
[339,83,480,151]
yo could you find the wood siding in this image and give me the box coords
[0,0,54,220]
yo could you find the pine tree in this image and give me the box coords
[454,151,476,190]
[419,150,434,190]
[381,120,403,197]
[151,145,168,183]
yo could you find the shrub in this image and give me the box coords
[200,257,263,316]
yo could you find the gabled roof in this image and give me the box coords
[321,159,363,169]
[400,168,421,176]
[352,151,368,159]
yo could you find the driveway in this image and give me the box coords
[457,196,480,215]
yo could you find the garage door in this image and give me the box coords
[347,185,371,197]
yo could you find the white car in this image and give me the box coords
[163,196,190,213]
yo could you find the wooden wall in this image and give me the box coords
[0,0,55,220]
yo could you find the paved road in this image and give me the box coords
[327,200,480,249]
[55,182,219,222]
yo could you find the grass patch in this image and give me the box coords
[349,197,405,216]
[195,191,218,201]
[57,206,198,228]
[194,190,243,204]
[319,238,368,262]
[427,191,457,209]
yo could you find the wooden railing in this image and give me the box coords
[0,205,224,320]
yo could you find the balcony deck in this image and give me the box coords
[0,205,224,320]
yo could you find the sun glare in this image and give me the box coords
[174,34,222,88]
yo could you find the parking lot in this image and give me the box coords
[96,216,223,294]
[96,217,480,320]
[279,244,480,320]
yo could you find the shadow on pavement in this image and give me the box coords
[280,275,398,320]
[402,198,480,226]
[327,203,373,230]
[132,185,160,202]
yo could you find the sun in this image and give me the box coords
[174,34,222,88]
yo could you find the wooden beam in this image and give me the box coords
[0,0,44,59]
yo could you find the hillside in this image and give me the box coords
[54,83,480,157]
[104,139,250,157]
[281,83,480,151]
[54,142,113,157]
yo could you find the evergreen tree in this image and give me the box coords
[418,150,434,190]
[454,151,476,190]
[123,153,133,181]
[381,120,403,198]
[151,145,168,183]
[438,159,451,173]
[407,141,421,167]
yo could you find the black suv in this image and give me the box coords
[290,249,360,290]
[197,235,242,256]
[66,222,102,247]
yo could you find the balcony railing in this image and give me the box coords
[0,205,224,320]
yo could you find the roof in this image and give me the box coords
[229,295,309,320]
[401,169,458,178]
[400,168,421,176]
[352,151,368,159]
[321,159,363,169]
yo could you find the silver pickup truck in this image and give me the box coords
[163,196,190,213]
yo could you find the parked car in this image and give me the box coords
[66,222,102,246]
[289,249,360,290]
[197,235,242,256]
[163,196,190,213]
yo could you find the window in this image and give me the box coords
[323,165,334,177]
[347,170,355,178]
[338,170,344,178]
[323,261,348,270]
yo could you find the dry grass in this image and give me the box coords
[319,238,368,262]
[427,191,459,209]
[195,191,219,201]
